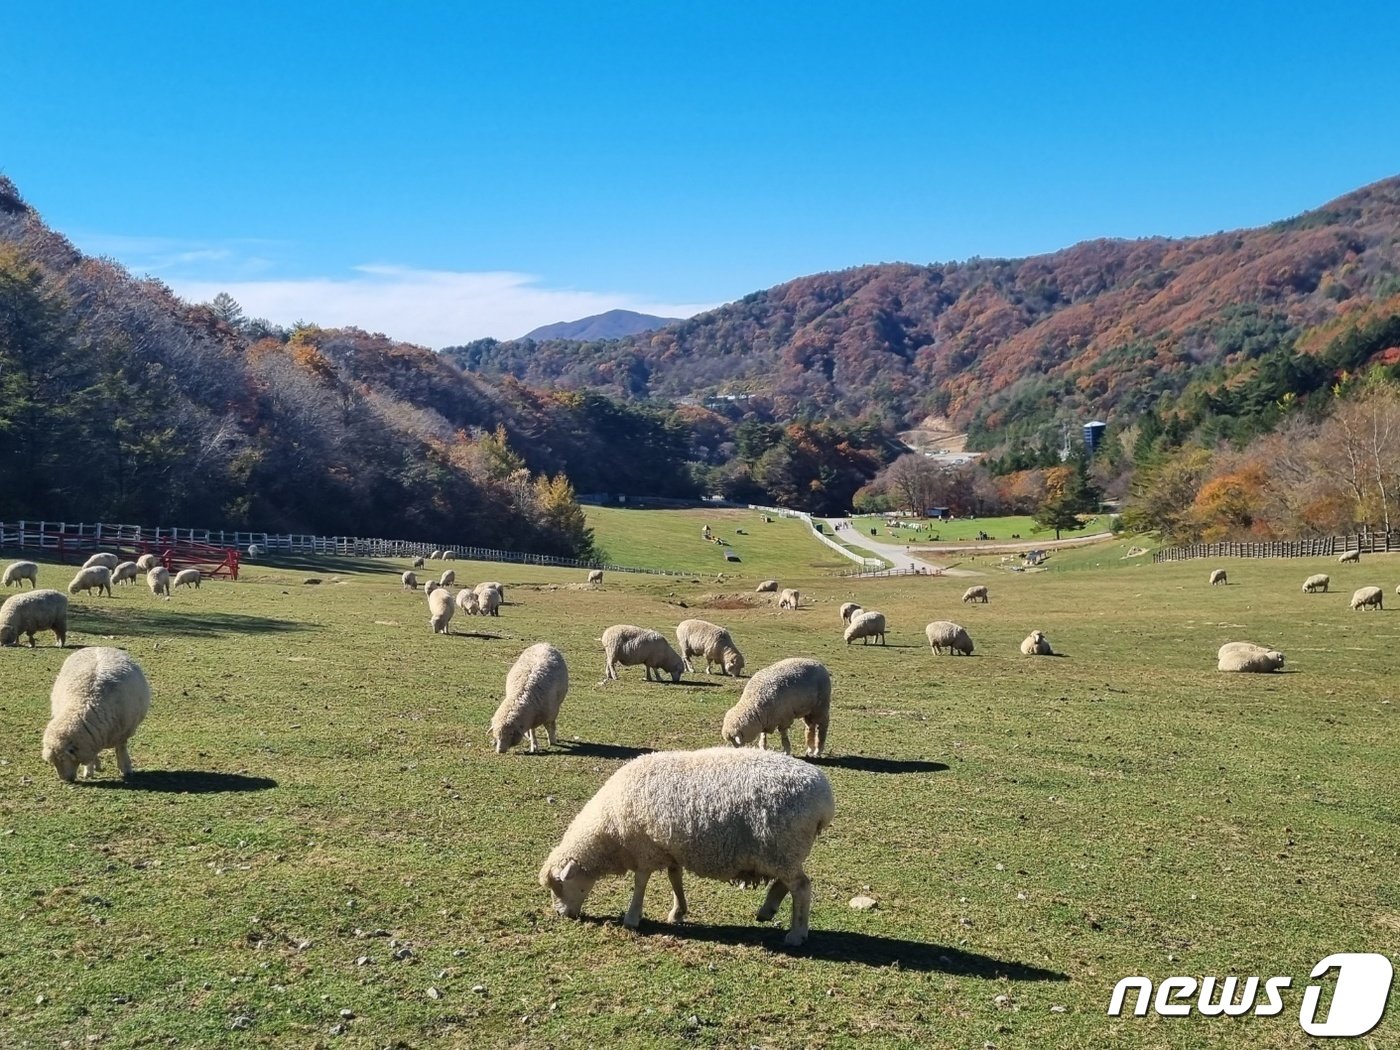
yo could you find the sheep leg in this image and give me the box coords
[544,720,557,747]
[666,865,688,923]
[623,869,651,929]
[115,740,133,778]
[778,726,792,754]
[758,732,768,750]
[757,880,788,922]
[525,728,538,754]
[784,873,812,946]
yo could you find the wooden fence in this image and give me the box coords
[1153,533,1400,562]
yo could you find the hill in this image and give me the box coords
[523,308,681,341]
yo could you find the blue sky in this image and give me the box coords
[7,2,1399,344]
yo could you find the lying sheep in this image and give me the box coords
[778,588,801,610]
[675,618,745,676]
[1338,549,1361,564]
[402,570,418,590]
[925,620,973,656]
[539,747,835,945]
[82,552,120,571]
[1302,573,1330,593]
[0,589,68,647]
[755,580,778,593]
[135,553,159,571]
[455,587,480,615]
[1209,568,1228,586]
[67,565,112,598]
[173,568,201,590]
[492,643,569,753]
[1020,630,1054,655]
[42,647,150,782]
[477,586,501,617]
[588,569,603,585]
[602,625,685,683]
[839,602,861,625]
[722,657,831,755]
[428,587,455,634]
[412,555,425,569]
[112,561,139,586]
[3,561,38,589]
[440,569,456,587]
[1351,586,1383,611]
[146,567,171,599]
[843,610,886,646]
[962,585,989,603]
[1217,641,1285,673]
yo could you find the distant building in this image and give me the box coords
[1083,420,1107,455]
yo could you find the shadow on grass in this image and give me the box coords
[78,605,310,639]
[245,553,396,575]
[813,755,949,775]
[846,643,922,650]
[451,631,505,640]
[545,741,656,760]
[82,770,277,793]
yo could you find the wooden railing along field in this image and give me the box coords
[1153,533,1400,562]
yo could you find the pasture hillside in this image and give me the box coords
[0,538,1395,1048]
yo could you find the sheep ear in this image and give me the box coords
[559,859,581,881]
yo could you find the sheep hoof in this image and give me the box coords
[621,914,641,930]
[783,930,808,947]
[756,906,776,922]
[667,908,687,924]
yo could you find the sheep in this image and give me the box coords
[440,569,456,587]
[961,585,989,603]
[1020,629,1054,655]
[402,570,418,590]
[1217,641,1285,673]
[843,610,886,646]
[110,561,139,586]
[423,579,442,596]
[41,647,151,783]
[675,618,745,676]
[478,581,506,602]
[82,552,120,571]
[588,569,604,585]
[135,554,159,571]
[721,657,830,755]
[67,565,112,598]
[455,587,480,615]
[838,602,861,625]
[1338,549,1361,564]
[755,580,778,593]
[428,587,456,634]
[443,550,456,560]
[539,747,835,946]
[430,550,445,560]
[602,624,686,683]
[1209,568,1228,586]
[491,643,569,753]
[0,589,68,647]
[477,586,501,617]
[1302,573,1330,593]
[1350,586,1383,611]
[146,566,171,598]
[777,588,801,610]
[3,561,38,589]
[925,620,973,656]
[246,544,265,558]
[173,568,201,590]
[412,555,426,569]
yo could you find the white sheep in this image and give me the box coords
[173,568,201,590]
[424,579,442,596]
[42,647,151,783]
[246,544,265,558]
[135,553,159,571]
[925,620,973,656]
[722,657,831,755]
[602,624,686,683]
[961,585,989,603]
[401,570,418,590]
[491,643,569,753]
[1338,549,1361,564]
[412,555,426,569]
[588,569,604,585]
[428,587,456,634]
[3,561,38,589]
[838,601,861,625]
[539,747,835,946]
[67,565,112,598]
[1217,641,1285,673]
[477,586,501,617]
[455,587,480,615]
[1302,573,1330,593]
[675,618,745,676]
[0,589,68,647]
[478,581,506,602]
[82,552,120,571]
[755,580,778,593]
[112,561,140,586]
[443,550,456,560]
[778,588,801,610]
[440,569,456,587]
[843,610,886,646]
[1020,629,1054,655]
[1209,568,1228,586]
[430,549,445,560]
[1350,586,1383,611]
[146,566,171,599]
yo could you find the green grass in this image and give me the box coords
[850,514,1085,542]
[0,537,1397,1048]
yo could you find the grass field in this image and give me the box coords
[0,532,1396,1048]
[849,514,1097,543]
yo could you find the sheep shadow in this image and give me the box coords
[812,755,949,775]
[78,606,309,639]
[82,770,277,793]
[542,741,656,761]
[847,643,922,650]
[451,631,505,640]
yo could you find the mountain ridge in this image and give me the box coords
[523,308,681,341]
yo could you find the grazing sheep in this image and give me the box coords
[843,610,886,646]
[111,561,139,586]
[675,618,745,676]
[478,581,506,601]
[1020,630,1054,655]
[82,552,120,571]
[428,587,456,634]
[443,550,456,560]
[412,555,425,569]
[402,570,418,590]
[0,589,68,647]
[588,569,604,585]
[440,569,456,587]
[424,580,442,596]
[67,566,112,598]
[477,586,501,617]
[491,643,569,753]
[1338,549,1361,564]
[755,580,778,593]
[455,587,480,615]
[246,544,265,558]
[42,647,150,782]
[3,561,38,589]
[1209,568,1228,586]
[961,585,989,603]
[539,747,835,945]
[722,657,830,755]
[135,554,159,571]
[1217,641,1285,673]
[925,620,973,656]
[602,625,686,683]
[838,602,862,625]
[1351,586,1383,611]
[173,568,201,590]
[146,567,171,599]
[778,588,801,610]
[430,550,445,560]
[1302,573,1330,593]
